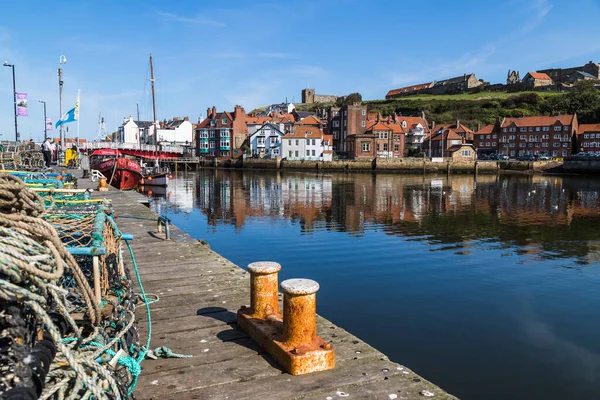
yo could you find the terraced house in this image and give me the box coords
[474,115,579,158]
[196,106,247,159]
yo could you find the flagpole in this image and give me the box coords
[77,89,80,147]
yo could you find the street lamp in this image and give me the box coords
[39,100,47,140]
[3,61,18,142]
[58,55,67,152]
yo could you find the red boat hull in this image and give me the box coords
[91,157,143,190]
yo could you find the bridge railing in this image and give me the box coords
[79,142,185,154]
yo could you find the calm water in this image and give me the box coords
[144,170,600,400]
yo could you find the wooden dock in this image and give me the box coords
[78,176,457,400]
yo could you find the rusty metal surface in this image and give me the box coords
[237,268,334,375]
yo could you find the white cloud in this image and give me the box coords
[257,52,295,59]
[521,0,553,33]
[157,11,226,27]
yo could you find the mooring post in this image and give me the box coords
[247,261,281,318]
[92,256,101,303]
[280,278,319,347]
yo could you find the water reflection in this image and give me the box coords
[160,170,600,262]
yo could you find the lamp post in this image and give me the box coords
[3,61,18,142]
[58,55,67,162]
[39,100,47,140]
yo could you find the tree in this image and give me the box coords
[565,80,600,123]
[336,92,363,107]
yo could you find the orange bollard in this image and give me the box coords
[280,279,319,348]
[98,177,108,192]
[248,261,281,319]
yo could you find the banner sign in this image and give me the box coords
[16,93,27,116]
[46,117,53,131]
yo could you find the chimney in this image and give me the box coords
[456,120,460,129]
[211,106,217,119]
[495,116,500,127]
[421,110,426,120]
[207,107,211,119]
[184,116,189,121]
[432,120,436,129]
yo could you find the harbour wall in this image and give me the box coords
[197,157,561,175]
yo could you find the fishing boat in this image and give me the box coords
[140,159,171,187]
[90,149,143,190]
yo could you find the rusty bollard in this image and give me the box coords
[237,264,334,376]
[249,262,282,319]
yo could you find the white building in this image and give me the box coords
[398,116,429,152]
[249,123,285,158]
[261,102,294,116]
[281,126,333,161]
[118,117,155,144]
[156,118,194,145]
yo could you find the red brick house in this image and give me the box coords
[347,121,404,159]
[196,105,247,159]
[577,124,600,154]
[422,121,474,157]
[473,115,578,158]
[522,72,553,89]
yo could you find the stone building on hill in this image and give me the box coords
[537,61,600,85]
[301,88,338,104]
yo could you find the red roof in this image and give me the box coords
[578,123,600,134]
[246,116,270,125]
[366,122,393,132]
[396,117,429,133]
[197,111,234,129]
[502,115,574,128]
[386,82,431,97]
[283,126,324,139]
[527,72,552,81]
[474,124,495,135]
[298,115,323,126]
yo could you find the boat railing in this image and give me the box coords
[79,142,184,154]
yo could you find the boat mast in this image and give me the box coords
[150,54,158,153]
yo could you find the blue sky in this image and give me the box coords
[1,0,600,141]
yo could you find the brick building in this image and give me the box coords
[385,82,432,99]
[422,121,474,157]
[196,105,247,159]
[346,121,404,159]
[577,124,600,155]
[473,115,579,158]
[537,61,600,85]
[327,103,368,155]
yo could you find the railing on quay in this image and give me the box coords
[78,142,185,154]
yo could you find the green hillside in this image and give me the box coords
[294,83,600,130]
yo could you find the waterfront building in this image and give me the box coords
[118,117,155,144]
[422,121,474,158]
[474,115,578,158]
[246,115,271,137]
[346,120,404,159]
[385,82,432,99]
[281,126,333,161]
[196,105,247,159]
[447,143,477,161]
[156,117,193,146]
[396,115,430,155]
[260,102,295,116]
[577,124,600,155]
[248,122,286,158]
[337,103,368,155]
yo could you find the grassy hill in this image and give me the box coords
[294,91,567,129]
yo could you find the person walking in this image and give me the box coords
[42,138,52,167]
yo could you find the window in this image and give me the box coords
[510,150,515,156]
[200,129,208,138]
[362,142,370,152]
[361,110,366,116]
[509,135,516,140]
[528,143,533,148]
[257,137,265,145]
[562,142,569,147]
[333,121,339,127]
[209,141,215,149]
[361,121,366,127]
[543,127,550,131]
[509,143,515,148]
[492,142,497,147]
[529,135,534,142]
[562,135,569,142]
[376,144,380,151]
[394,144,400,152]
[461,150,471,156]
[306,139,311,145]
[220,139,230,147]
[562,150,568,156]
[312,139,316,145]
[552,150,558,156]
[378,131,388,139]
[536,127,541,131]
[553,142,560,147]
[585,134,590,139]
[503,128,507,132]
[210,130,215,138]
[486,135,491,139]
[485,142,490,147]
[312,149,316,156]
[270,137,277,144]
[210,120,216,127]
[520,135,527,140]
[333,111,339,116]
[222,118,228,124]
[383,143,388,151]
[520,127,527,132]
[553,134,561,140]
[333,130,339,139]
[554,126,561,131]
[519,143,526,148]
[542,134,549,139]
[563,126,569,131]
[542,143,549,147]
[344,111,347,116]
[492,134,497,139]
[295,151,299,157]
[295,140,299,146]
[289,151,292,157]
[528,127,533,132]
[509,127,516,132]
